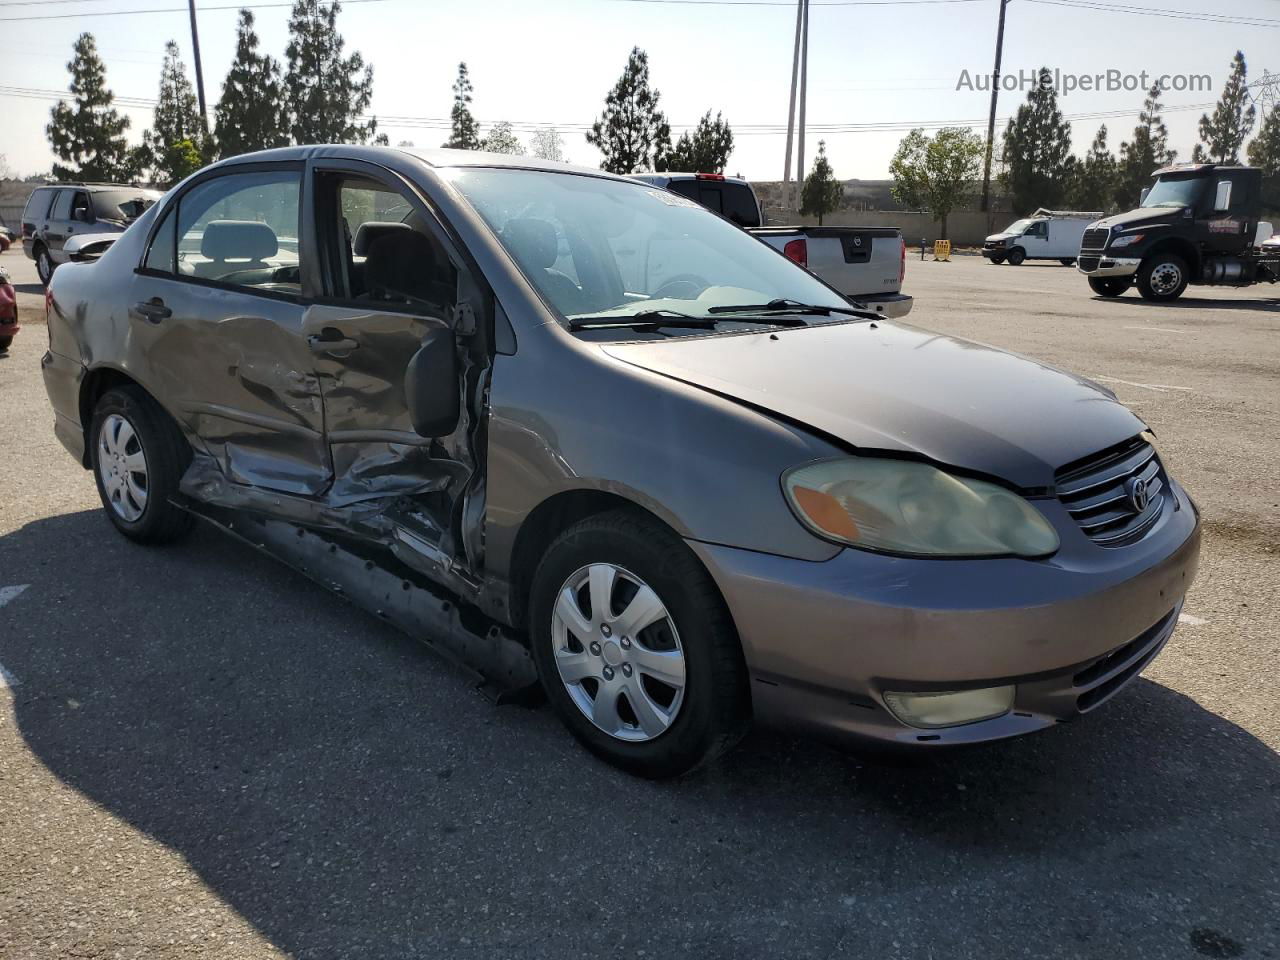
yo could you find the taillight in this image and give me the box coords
[0,284,15,322]
[899,237,906,284]
[45,285,54,319]
[694,173,726,181]
[783,238,808,267]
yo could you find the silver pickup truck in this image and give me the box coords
[634,173,911,318]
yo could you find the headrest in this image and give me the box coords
[364,229,455,302]
[354,220,413,257]
[201,220,278,261]
[502,218,558,270]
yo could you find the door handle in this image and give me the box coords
[308,327,359,354]
[130,298,172,323]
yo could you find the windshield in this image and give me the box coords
[92,189,159,222]
[1141,176,1204,209]
[1005,219,1035,234]
[443,167,850,326]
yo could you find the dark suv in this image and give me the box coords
[22,183,161,285]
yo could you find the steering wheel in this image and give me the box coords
[652,274,712,300]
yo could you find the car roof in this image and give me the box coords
[41,183,162,194]
[632,172,752,186]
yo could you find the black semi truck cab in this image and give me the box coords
[1077,163,1279,301]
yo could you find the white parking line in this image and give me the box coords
[1122,326,1185,334]
[1092,375,1194,394]
[1178,613,1208,626]
[0,584,29,609]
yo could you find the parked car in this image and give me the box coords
[42,146,1200,778]
[634,172,912,318]
[0,263,18,352]
[1078,163,1280,301]
[0,225,14,253]
[63,232,119,263]
[983,209,1102,266]
[21,182,161,285]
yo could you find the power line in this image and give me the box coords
[0,0,392,22]
[1022,0,1280,27]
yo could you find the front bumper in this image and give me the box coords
[982,244,1007,259]
[848,292,912,319]
[688,481,1200,749]
[1077,254,1140,278]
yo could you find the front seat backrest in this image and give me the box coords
[501,218,586,315]
[200,220,278,277]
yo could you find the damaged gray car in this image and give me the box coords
[42,146,1200,778]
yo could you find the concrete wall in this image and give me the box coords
[0,181,42,231]
[761,208,1010,246]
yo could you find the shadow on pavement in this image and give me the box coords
[2,509,1276,958]
[1091,294,1280,312]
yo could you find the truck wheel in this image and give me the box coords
[89,386,194,544]
[1060,258,1076,267]
[0,336,12,352]
[35,245,54,286]
[989,254,1006,264]
[529,510,750,779]
[1137,254,1188,302]
[1089,277,1130,297]
[1006,247,1025,266]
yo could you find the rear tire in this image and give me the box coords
[1137,254,1188,302]
[529,509,750,778]
[0,336,11,351]
[1089,277,1130,297]
[89,386,194,544]
[35,245,54,286]
[1006,247,1026,266]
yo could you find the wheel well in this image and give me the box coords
[506,490,672,631]
[1145,238,1199,273]
[78,368,148,465]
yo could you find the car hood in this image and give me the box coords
[985,231,1019,242]
[602,321,1144,489]
[1091,207,1178,232]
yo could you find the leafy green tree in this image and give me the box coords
[443,62,481,149]
[800,140,842,225]
[890,126,983,239]
[139,40,206,186]
[1248,108,1280,216]
[660,110,733,173]
[46,33,134,182]
[587,47,671,174]
[1193,51,1256,164]
[1000,67,1073,214]
[1066,124,1117,212]
[215,9,288,158]
[283,0,377,144]
[1115,84,1176,209]
[480,121,523,155]
[530,127,565,162]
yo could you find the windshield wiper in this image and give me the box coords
[568,309,718,331]
[707,298,874,318]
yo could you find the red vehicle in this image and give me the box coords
[0,264,19,351]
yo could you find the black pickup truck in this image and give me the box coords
[1077,163,1279,301]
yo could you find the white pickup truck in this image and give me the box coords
[633,173,912,318]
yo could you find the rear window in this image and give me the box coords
[667,180,760,228]
[92,190,156,223]
[23,188,56,222]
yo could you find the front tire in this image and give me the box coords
[1006,247,1026,266]
[0,335,11,351]
[35,245,54,286]
[989,254,1006,265]
[1060,258,1076,267]
[529,510,750,778]
[89,386,194,544]
[1089,277,1130,297]
[1137,254,1188,302]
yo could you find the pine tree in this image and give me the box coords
[1194,51,1256,164]
[215,10,288,159]
[443,63,480,149]
[283,0,377,144]
[800,141,842,225]
[1115,84,1176,208]
[1248,109,1280,216]
[46,33,134,182]
[1066,125,1117,212]
[530,127,565,162]
[140,40,206,186]
[661,110,734,173]
[1000,67,1073,215]
[480,121,523,155]
[587,47,671,174]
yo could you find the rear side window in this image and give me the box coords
[667,179,759,228]
[169,169,303,295]
[23,188,55,222]
[144,206,177,273]
[50,190,73,221]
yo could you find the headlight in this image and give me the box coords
[1109,233,1144,248]
[782,458,1060,557]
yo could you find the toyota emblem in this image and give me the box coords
[1125,476,1150,513]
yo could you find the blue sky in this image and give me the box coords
[0,0,1275,180]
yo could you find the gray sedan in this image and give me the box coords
[40,146,1200,777]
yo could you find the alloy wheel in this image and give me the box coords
[1150,261,1182,296]
[97,413,149,522]
[36,250,52,285]
[550,563,687,742]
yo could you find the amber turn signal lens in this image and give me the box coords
[790,485,859,542]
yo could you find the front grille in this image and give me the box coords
[1074,607,1177,712]
[1081,227,1109,251]
[1055,436,1167,547]
[1078,255,1100,272]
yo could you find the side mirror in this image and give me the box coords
[73,208,92,223]
[1213,180,1232,213]
[1139,187,1150,205]
[404,326,459,438]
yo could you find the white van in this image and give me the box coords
[982,209,1102,266]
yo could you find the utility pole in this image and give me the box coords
[187,0,209,136]
[980,0,1009,215]
[796,0,809,212]
[782,0,803,213]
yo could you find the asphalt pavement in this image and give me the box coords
[1,246,1277,959]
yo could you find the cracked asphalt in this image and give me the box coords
[1,248,1277,959]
